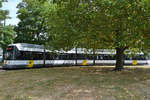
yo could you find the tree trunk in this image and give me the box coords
[114,48,125,71]
[2,48,6,63]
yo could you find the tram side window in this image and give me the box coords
[125,55,131,60]
[77,54,87,60]
[103,54,109,60]
[67,54,75,60]
[16,51,44,60]
[5,46,14,60]
[46,54,58,60]
[61,54,67,60]
[58,54,62,60]
[125,54,146,60]
[58,54,69,60]
[5,50,13,60]
[15,51,23,60]
[135,55,146,60]
[46,53,59,60]
[97,54,116,60]
[132,56,136,60]
[78,54,82,60]
[21,52,28,60]
[45,53,50,60]
[87,54,94,60]
[98,55,103,60]
[58,54,65,60]
[53,54,59,60]
[108,55,115,60]
[61,54,68,60]
[45,53,53,60]
[24,52,32,60]
[32,52,43,60]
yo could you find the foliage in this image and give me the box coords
[15,0,49,45]
[0,0,9,25]
[45,0,97,50]
[0,0,16,54]
[44,0,150,70]
[46,0,150,51]
[0,25,16,49]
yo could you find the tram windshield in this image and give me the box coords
[5,47,14,60]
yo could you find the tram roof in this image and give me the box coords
[8,43,48,52]
[8,43,114,54]
[8,43,144,54]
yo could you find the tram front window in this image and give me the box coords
[5,47,14,60]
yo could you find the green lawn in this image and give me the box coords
[0,66,150,100]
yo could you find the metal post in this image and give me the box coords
[75,47,77,66]
[43,46,46,67]
[93,48,95,65]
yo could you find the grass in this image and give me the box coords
[0,66,150,100]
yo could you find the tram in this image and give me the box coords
[3,43,150,69]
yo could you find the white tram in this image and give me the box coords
[3,43,150,69]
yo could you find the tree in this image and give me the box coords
[0,0,16,59]
[0,26,16,54]
[0,0,9,25]
[45,0,150,70]
[15,0,49,45]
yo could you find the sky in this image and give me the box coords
[2,0,22,25]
